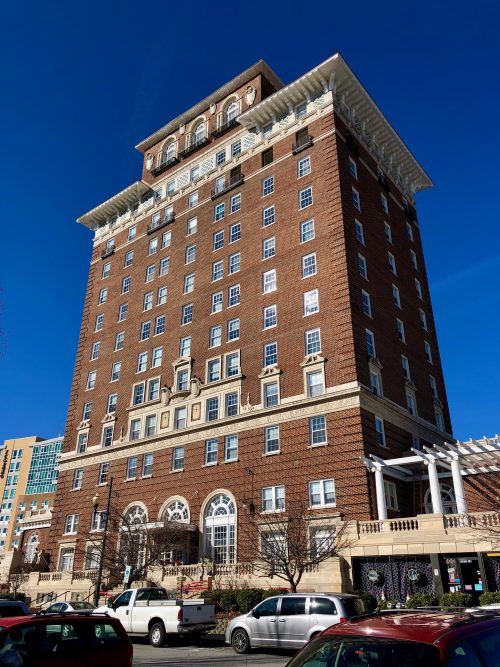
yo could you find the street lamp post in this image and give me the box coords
[92,477,113,607]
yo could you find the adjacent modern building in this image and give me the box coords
[39,53,498,601]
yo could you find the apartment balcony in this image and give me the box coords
[179,130,210,158]
[150,152,179,176]
[292,134,313,154]
[211,173,245,200]
[147,211,175,235]
[18,508,53,530]
[212,103,241,138]
[100,245,115,259]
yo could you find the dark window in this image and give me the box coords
[280,597,307,615]
[449,631,500,667]
[0,604,27,616]
[310,597,337,615]
[296,128,309,144]
[262,147,274,167]
[253,597,278,617]
[342,597,366,616]
[230,165,241,180]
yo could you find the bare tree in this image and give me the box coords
[78,502,192,588]
[241,499,351,592]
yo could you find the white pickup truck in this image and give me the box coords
[95,587,216,647]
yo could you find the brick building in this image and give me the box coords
[43,54,498,600]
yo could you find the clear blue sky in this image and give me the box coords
[0,0,499,444]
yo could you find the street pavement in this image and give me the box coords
[132,635,293,666]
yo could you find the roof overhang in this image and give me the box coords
[77,181,153,229]
[135,60,284,154]
[239,53,433,195]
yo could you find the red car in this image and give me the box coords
[285,610,500,667]
[0,613,132,667]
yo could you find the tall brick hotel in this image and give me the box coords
[44,53,500,599]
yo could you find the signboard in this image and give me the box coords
[407,568,420,583]
[123,565,131,584]
[367,569,380,583]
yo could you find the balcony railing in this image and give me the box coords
[147,211,175,234]
[180,130,210,158]
[211,173,245,200]
[101,246,115,259]
[212,116,238,138]
[292,134,313,154]
[150,152,179,176]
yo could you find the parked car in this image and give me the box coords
[283,609,500,667]
[0,602,29,617]
[226,592,366,653]
[44,601,95,614]
[0,613,132,666]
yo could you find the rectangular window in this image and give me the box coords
[424,341,433,364]
[349,156,358,179]
[98,462,109,484]
[155,315,165,335]
[121,276,131,294]
[213,229,224,250]
[406,390,417,415]
[415,278,423,299]
[86,371,96,390]
[262,175,274,197]
[375,417,386,446]
[140,321,151,341]
[159,257,170,276]
[300,219,315,243]
[162,230,172,248]
[262,485,285,512]
[98,288,108,304]
[186,217,197,236]
[151,346,163,367]
[370,370,382,396]
[308,479,335,507]
[112,331,124,352]
[177,336,190,357]
[210,291,223,314]
[214,202,225,221]
[435,408,444,431]
[365,329,376,357]
[229,252,240,274]
[228,284,240,307]
[208,358,221,382]
[124,250,134,267]
[183,273,195,294]
[392,284,401,308]
[132,383,144,406]
[188,190,198,208]
[264,382,279,407]
[130,419,141,441]
[296,101,307,118]
[264,342,277,367]
[145,414,157,437]
[90,341,100,360]
[174,406,187,429]
[137,352,148,373]
[361,290,372,317]
[310,416,327,446]
[182,303,193,325]
[64,514,79,534]
[262,146,273,166]
[148,378,160,401]
[396,318,406,343]
[216,149,226,166]
[419,308,428,330]
[185,244,196,264]
[229,222,241,243]
[225,392,238,417]
[111,361,121,381]
[206,397,219,422]
[388,252,397,275]
[82,402,92,421]
[306,370,324,397]
[210,325,222,348]
[231,140,241,157]
[406,221,414,241]
[95,314,104,332]
[262,205,275,227]
[225,434,238,461]
[384,221,392,243]
[299,186,313,209]
[264,426,280,454]
[72,468,83,491]
[263,304,277,329]
[157,286,167,305]
[429,375,438,399]
[301,253,317,278]
[118,303,128,321]
[303,289,319,315]
[410,250,418,270]
[355,220,364,244]
[401,355,411,380]
[298,155,311,178]
[128,225,137,241]
[177,369,189,391]
[263,269,277,293]
[102,262,111,279]
[225,352,239,377]
[384,480,398,510]
[148,238,158,255]
[126,456,138,480]
[212,260,224,281]
[230,193,241,213]
[205,439,218,465]
[358,253,368,279]
[262,236,275,259]
[171,446,184,471]
[227,318,240,341]
[142,453,154,477]
[352,187,361,211]
[305,328,321,355]
[77,432,88,453]
[145,265,156,283]
[381,193,389,214]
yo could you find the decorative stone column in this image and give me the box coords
[374,467,388,520]
[450,458,467,514]
[427,459,443,514]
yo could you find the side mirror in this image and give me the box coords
[107,599,114,608]
[252,610,260,619]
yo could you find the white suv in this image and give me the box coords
[225,592,366,653]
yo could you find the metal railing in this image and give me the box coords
[180,129,210,158]
[147,211,175,234]
[292,134,313,154]
[211,173,244,199]
[151,151,179,176]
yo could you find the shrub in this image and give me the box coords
[439,592,473,609]
[406,593,438,608]
[219,589,240,612]
[377,598,398,610]
[236,588,264,613]
[354,590,378,612]
[478,591,500,606]
[200,589,225,612]
[262,587,288,599]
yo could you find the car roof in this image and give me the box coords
[320,612,500,644]
[0,613,117,628]
[0,601,27,606]
[270,593,360,598]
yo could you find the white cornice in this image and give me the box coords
[238,53,432,197]
[77,181,153,230]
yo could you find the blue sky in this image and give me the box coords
[0,0,499,443]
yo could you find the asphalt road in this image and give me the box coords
[132,635,293,666]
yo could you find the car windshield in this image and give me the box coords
[72,602,95,610]
[341,598,366,617]
[286,637,440,667]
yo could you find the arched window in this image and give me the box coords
[163,499,189,523]
[24,533,39,563]
[121,505,147,571]
[123,505,147,526]
[424,484,457,514]
[203,494,236,564]
[193,121,206,144]
[165,141,176,161]
[225,100,239,123]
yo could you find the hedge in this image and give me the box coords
[478,591,500,606]
[439,592,473,608]
[406,593,438,608]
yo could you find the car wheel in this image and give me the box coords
[232,628,251,654]
[149,622,166,648]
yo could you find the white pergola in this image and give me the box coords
[364,436,500,520]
